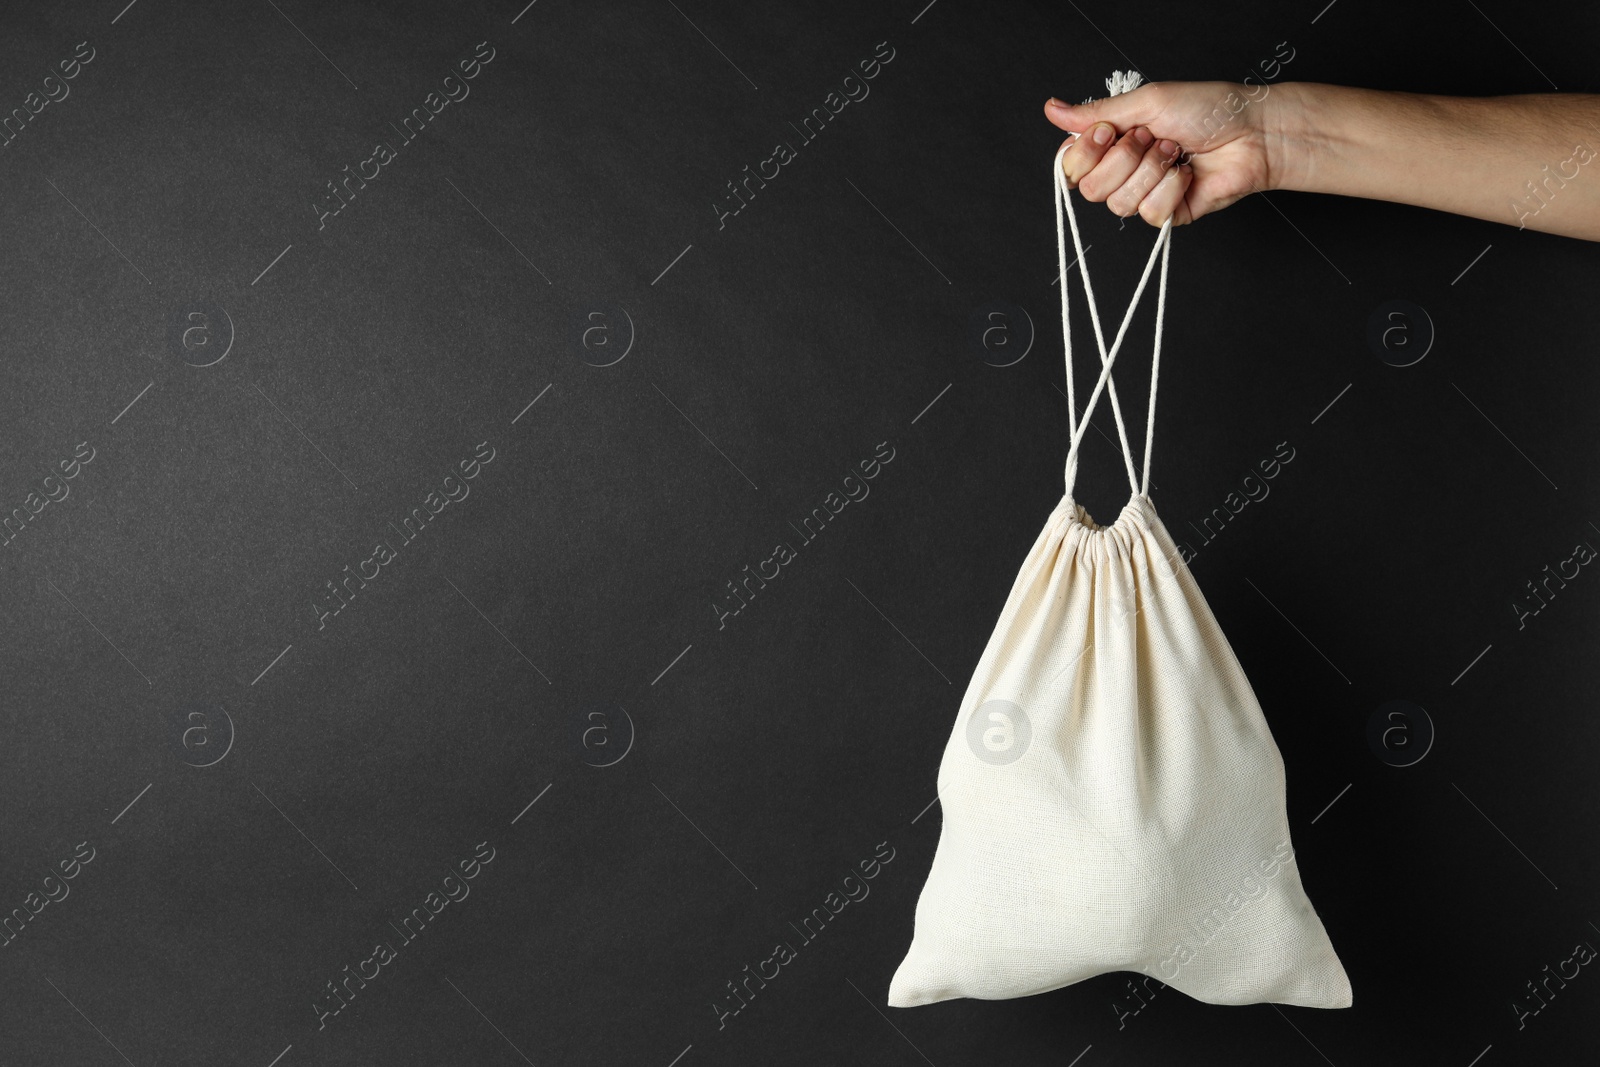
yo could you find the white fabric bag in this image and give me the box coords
[887,129,1352,1011]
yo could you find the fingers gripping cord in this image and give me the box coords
[1054,70,1173,501]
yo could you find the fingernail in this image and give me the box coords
[1133,127,1153,147]
[1047,97,1068,109]
[1093,124,1114,146]
[1158,139,1177,156]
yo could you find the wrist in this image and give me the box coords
[1261,81,1319,194]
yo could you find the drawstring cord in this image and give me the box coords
[1054,70,1175,501]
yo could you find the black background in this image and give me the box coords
[2,1,1598,1064]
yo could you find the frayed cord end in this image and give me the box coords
[1079,69,1146,104]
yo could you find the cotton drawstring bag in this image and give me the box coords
[888,77,1352,1010]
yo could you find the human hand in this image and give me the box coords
[1043,81,1287,227]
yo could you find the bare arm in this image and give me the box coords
[1275,83,1600,239]
[1043,81,1600,241]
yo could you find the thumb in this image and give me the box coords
[1043,84,1165,135]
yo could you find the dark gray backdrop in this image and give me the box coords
[2,0,1597,1064]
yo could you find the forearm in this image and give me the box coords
[1267,82,1600,240]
